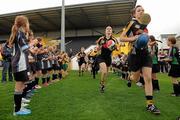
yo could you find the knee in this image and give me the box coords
[101,70,107,75]
[144,76,152,83]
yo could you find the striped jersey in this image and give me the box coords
[11,31,29,73]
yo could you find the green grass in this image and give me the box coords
[0,71,179,120]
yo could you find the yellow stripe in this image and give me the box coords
[123,21,134,34]
[147,100,154,105]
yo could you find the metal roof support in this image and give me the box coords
[61,0,65,52]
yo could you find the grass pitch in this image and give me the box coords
[0,71,179,120]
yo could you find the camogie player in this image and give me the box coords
[76,47,86,76]
[120,5,160,114]
[9,15,35,115]
[87,49,94,73]
[89,47,98,79]
[57,51,63,80]
[21,30,37,104]
[148,35,160,91]
[41,47,49,86]
[34,37,44,89]
[52,46,59,81]
[163,37,180,96]
[96,26,116,93]
[62,53,69,78]
[46,47,53,83]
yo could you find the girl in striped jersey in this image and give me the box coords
[120,5,160,114]
[34,37,43,89]
[57,51,63,80]
[9,15,35,115]
[51,46,59,81]
[46,47,53,83]
[21,30,38,105]
[41,47,49,86]
[96,26,116,93]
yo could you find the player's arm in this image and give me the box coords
[120,21,138,42]
[162,57,172,62]
[76,52,80,59]
[162,49,173,62]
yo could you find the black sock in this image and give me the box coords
[139,76,145,85]
[54,74,58,79]
[92,68,96,79]
[29,81,34,90]
[14,92,22,112]
[32,80,36,88]
[47,76,50,83]
[178,83,180,94]
[79,71,81,76]
[42,78,46,84]
[22,84,30,98]
[58,73,62,79]
[146,96,153,106]
[35,77,39,85]
[152,79,156,90]
[52,74,55,80]
[122,73,125,79]
[27,82,33,91]
[173,84,179,95]
[154,80,160,90]
[82,70,84,76]
[146,96,153,100]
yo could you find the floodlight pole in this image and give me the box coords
[61,0,65,52]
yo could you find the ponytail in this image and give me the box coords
[7,15,29,46]
[8,24,18,45]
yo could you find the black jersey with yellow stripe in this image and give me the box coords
[98,36,117,58]
[124,18,148,37]
[123,18,149,55]
[77,52,86,62]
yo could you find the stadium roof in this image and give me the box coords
[160,34,177,39]
[0,0,136,35]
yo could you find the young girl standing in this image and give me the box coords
[9,16,34,115]
[164,37,180,96]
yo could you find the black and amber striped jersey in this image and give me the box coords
[124,18,148,37]
[97,36,117,58]
[122,18,149,54]
[77,52,86,61]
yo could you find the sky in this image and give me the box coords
[0,0,179,37]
